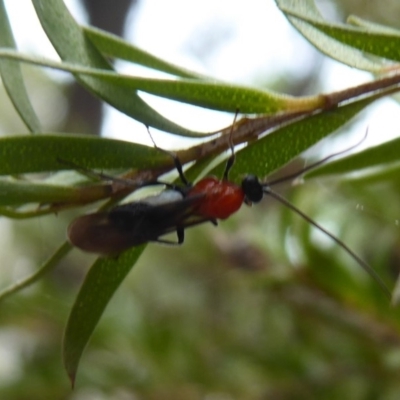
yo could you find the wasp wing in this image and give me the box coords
[67,193,208,255]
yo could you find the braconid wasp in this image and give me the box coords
[67,116,390,297]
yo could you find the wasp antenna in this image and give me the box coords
[145,126,189,186]
[145,125,157,149]
[264,186,391,299]
[61,156,184,191]
[57,157,136,188]
[223,109,240,181]
[267,128,369,187]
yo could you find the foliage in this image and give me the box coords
[1,0,400,397]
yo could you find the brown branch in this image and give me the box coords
[34,73,400,213]
[177,75,400,167]
[52,75,400,211]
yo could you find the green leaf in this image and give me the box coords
[84,26,204,79]
[0,179,106,206]
[347,15,400,35]
[63,246,145,387]
[276,0,386,71]
[306,136,400,179]
[0,241,71,301]
[341,163,400,189]
[31,0,202,137]
[0,134,168,175]
[0,0,41,132]
[214,97,376,182]
[0,49,320,115]
[280,4,400,63]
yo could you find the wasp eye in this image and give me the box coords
[242,175,263,203]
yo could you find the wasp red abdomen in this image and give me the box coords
[189,177,245,220]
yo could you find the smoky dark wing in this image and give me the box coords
[68,193,207,255]
[109,194,211,238]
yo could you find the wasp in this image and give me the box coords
[67,122,389,296]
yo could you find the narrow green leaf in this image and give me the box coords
[216,97,375,182]
[281,5,400,63]
[0,49,318,114]
[0,134,168,175]
[0,0,41,132]
[31,0,203,137]
[276,0,385,71]
[84,26,204,79]
[340,163,400,188]
[102,75,307,114]
[306,136,400,178]
[0,179,106,206]
[0,241,71,302]
[347,15,400,35]
[63,246,145,387]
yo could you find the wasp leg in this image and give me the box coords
[149,227,185,246]
[151,218,217,246]
[177,227,185,243]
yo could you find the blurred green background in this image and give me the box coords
[1,0,400,399]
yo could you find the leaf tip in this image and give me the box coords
[67,369,76,389]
